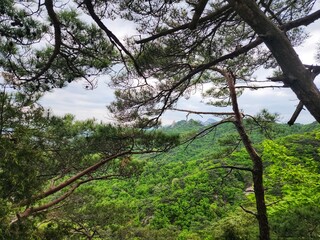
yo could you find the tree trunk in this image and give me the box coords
[227,0,320,123]
[251,153,270,240]
[226,71,270,240]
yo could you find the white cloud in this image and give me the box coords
[40,79,115,122]
[39,10,320,126]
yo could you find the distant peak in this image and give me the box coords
[202,118,217,126]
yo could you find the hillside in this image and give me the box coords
[44,120,320,239]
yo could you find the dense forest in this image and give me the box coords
[1,93,319,239]
[59,121,320,239]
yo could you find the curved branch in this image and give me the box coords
[18,151,130,206]
[240,205,257,216]
[182,118,235,147]
[17,144,171,210]
[14,182,80,223]
[83,0,144,77]
[24,0,62,82]
[12,173,125,223]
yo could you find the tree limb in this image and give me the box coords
[240,205,257,216]
[12,173,126,223]
[18,151,131,207]
[269,65,320,125]
[136,4,232,43]
[181,117,235,147]
[83,0,144,77]
[282,9,320,31]
[228,0,320,123]
[136,7,320,104]
[171,107,235,116]
[208,165,253,172]
[22,0,62,82]
[287,101,304,126]
[189,0,210,30]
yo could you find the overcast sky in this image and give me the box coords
[40,9,320,126]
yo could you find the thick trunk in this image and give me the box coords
[227,0,320,123]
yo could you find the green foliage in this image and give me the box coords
[210,210,258,239]
[1,88,319,239]
[1,1,319,239]
[46,119,319,239]
[262,132,320,238]
[0,88,49,202]
[0,2,117,92]
[0,85,179,238]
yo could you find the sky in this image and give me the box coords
[40,7,320,126]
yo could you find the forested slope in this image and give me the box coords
[38,120,320,240]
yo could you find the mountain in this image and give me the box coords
[202,118,217,126]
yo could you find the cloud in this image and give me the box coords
[39,10,320,126]
[40,74,317,125]
[40,79,115,122]
[160,87,315,125]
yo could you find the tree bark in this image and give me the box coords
[227,0,320,123]
[225,70,270,240]
[18,151,130,206]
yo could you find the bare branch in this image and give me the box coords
[266,200,282,207]
[287,101,304,126]
[171,108,235,116]
[240,205,257,216]
[208,165,253,172]
[181,118,235,147]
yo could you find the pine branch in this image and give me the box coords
[171,107,235,116]
[287,101,304,126]
[208,165,253,172]
[83,0,144,77]
[12,173,129,223]
[21,0,62,83]
[240,205,257,216]
[136,4,232,43]
[189,0,209,30]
